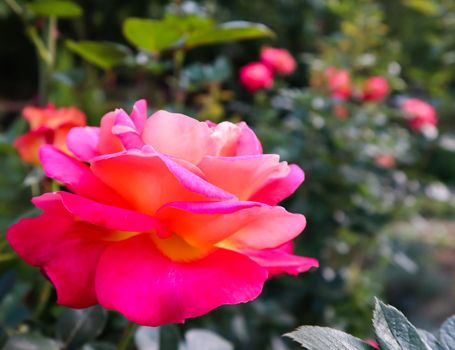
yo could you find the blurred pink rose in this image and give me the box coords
[260,47,296,75]
[375,154,395,168]
[240,62,274,92]
[362,76,389,102]
[401,98,438,134]
[7,100,318,326]
[324,67,352,100]
[14,104,86,165]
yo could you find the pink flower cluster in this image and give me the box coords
[400,98,438,135]
[7,100,318,326]
[240,47,296,92]
[322,67,389,103]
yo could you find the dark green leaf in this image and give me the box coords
[4,333,61,350]
[373,299,431,350]
[123,18,182,53]
[185,21,274,48]
[182,329,233,350]
[0,272,16,301]
[159,325,180,350]
[27,0,82,17]
[284,326,376,350]
[0,282,31,328]
[56,306,107,349]
[66,40,132,70]
[417,330,441,349]
[439,315,455,350]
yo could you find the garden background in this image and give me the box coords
[0,0,455,349]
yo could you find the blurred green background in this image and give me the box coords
[0,0,454,349]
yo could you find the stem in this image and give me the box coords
[173,49,185,108]
[38,16,57,105]
[33,280,52,320]
[116,321,137,350]
[4,0,23,16]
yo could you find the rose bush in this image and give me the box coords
[13,104,86,165]
[401,98,438,135]
[7,100,317,326]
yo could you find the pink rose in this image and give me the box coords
[7,100,318,326]
[240,62,274,93]
[260,47,296,76]
[362,76,389,102]
[324,67,352,100]
[401,98,438,134]
[14,104,86,165]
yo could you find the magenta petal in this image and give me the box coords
[130,99,147,132]
[6,193,110,308]
[95,234,268,326]
[58,192,167,234]
[244,243,319,276]
[39,145,126,207]
[250,164,305,205]
[112,109,145,150]
[66,126,100,162]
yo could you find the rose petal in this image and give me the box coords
[158,201,305,249]
[250,164,305,205]
[40,145,126,207]
[142,110,217,164]
[95,234,267,326]
[58,191,167,233]
[243,242,319,276]
[14,128,53,165]
[97,112,124,155]
[6,193,110,308]
[67,126,100,161]
[91,151,233,214]
[130,99,147,132]
[198,155,294,201]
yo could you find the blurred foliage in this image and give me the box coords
[0,0,454,349]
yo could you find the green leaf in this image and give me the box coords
[439,316,455,350]
[56,306,107,350]
[159,325,180,350]
[4,333,61,350]
[163,14,214,33]
[417,330,441,349]
[284,326,376,350]
[182,329,233,350]
[27,0,82,18]
[185,21,274,49]
[123,18,182,53]
[0,272,16,301]
[373,299,431,350]
[66,40,132,70]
